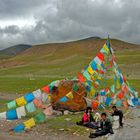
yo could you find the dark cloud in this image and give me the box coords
[0,0,140,49]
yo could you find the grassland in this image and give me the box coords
[0,38,139,94]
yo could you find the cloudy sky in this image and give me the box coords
[0,0,140,49]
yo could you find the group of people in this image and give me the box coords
[76,106,123,138]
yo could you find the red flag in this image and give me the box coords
[92,100,99,110]
[77,73,85,82]
[123,76,126,83]
[42,86,50,93]
[117,92,124,99]
[97,52,104,61]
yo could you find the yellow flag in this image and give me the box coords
[24,118,35,129]
[16,96,27,106]
[89,87,96,98]
[66,91,74,99]
[116,81,120,89]
[103,44,109,53]
[87,65,96,75]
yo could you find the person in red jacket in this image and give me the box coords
[76,107,98,129]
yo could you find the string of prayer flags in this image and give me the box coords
[66,91,74,99]
[16,106,26,119]
[7,100,17,110]
[24,93,35,103]
[23,118,36,129]
[16,96,27,107]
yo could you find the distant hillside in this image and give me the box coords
[0,44,32,56]
[0,37,140,93]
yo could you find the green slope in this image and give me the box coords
[0,38,140,94]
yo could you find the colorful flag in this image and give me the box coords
[66,91,74,99]
[16,106,26,119]
[16,96,27,107]
[7,100,17,110]
[25,102,36,113]
[23,118,36,129]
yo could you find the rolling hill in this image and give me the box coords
[0,38,140,94]
[0,44,32,56]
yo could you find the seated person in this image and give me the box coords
[76,107,98,129]
[89,112,114,138]
[111,105,123,127]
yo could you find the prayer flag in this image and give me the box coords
[90,61,97,70]
[6,109,18,120]
[25,102,36,113]
[33,89,42,100]
[83,70,91,80]
[66,91,74,99]
[97,52,104,61]
[87,65,96,75]
[16,106,26,119]
[34,111,46,123]
[23,118,35,129]
[7,100,17,110]
[42,86,50,93]
[94,56,102,65]
[77,73,85,82]
[0,112,6,120]
[72,84,79,91]
[24,93,35,103]
[13,123,25,133]
[60,96,68,102]
[92,100,99,110]
[16,96,27,106]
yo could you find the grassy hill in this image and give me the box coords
[0,44,32,56]
[0,38,140,94]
